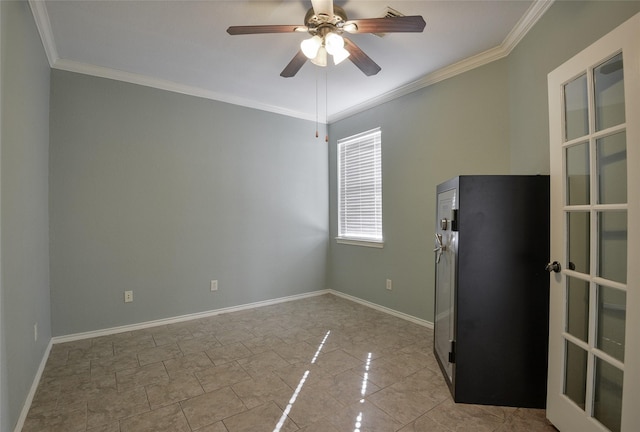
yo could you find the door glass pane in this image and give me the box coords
[565,74,589,140]
[567,277,590,342]
[595,53,625,131]
[568,212,590,274]
[564,340,588,409]
[597,285,626,362]
[593,358,623,432]
[566,142,590,205]
[598,211,627,283]
[597,132,627,204]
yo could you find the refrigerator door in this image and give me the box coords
[434,185,458,384]
[434,175,549,407]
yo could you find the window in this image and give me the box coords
[337,127,383,247]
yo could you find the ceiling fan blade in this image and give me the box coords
[311,0,333,18]
[280,50,308,78]
[344,15,426,34]
[227,25,305,35]
[343,38,381,76]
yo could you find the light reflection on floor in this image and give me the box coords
[272,330,331,432]
[27,295,558,432]
[272,369,309,432]
[311,330,331,364]
[353,352,372,431]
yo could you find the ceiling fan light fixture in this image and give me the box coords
[332,46,350,65]
[301,35,322,59]
[324,32,344,55]
[310,46,328,67]
[342,22,358,33]
[227,3,425,77]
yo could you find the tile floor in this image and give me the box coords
[22,294,558,431]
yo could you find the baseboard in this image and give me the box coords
[16,290,329,430]
[18,288,430,431]
[329,289,434,329]
[52,290,330,344]
[13,340,52,432]
[52,289,432,345]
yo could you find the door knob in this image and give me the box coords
[545,261,561,273]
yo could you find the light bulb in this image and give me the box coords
[343,22,358,33]
[300,36,322,59]
[332,46,350,65]
[310,46,327,67]
[324,32,344,56]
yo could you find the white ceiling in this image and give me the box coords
[30,0,553,122]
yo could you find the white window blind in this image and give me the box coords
[337,127,383,244]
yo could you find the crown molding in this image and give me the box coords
[52,58,318,122]
[502,0,555,54]
[28,0,58,67]
[328,44,507,122]
[28,0,317,122]
[30,0,554,124]
[329,0,555,123]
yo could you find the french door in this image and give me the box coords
[547,13,640,432]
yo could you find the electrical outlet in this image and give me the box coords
[210,280,218,291]
[124,290,133,303]
[386,279,393,290]
[34,323,38,342]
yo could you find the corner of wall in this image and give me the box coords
[1,1,53,430]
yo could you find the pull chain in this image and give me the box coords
[315,69,319,138]
[325,70,329,143]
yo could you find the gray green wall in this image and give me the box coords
[327,59,511,321]
[49,71,328,336]
[327,1,640,323]
[2,1,640,429]
[509,0,640,174]
[0,1,52,430]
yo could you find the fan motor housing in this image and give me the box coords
[304,5,347,33]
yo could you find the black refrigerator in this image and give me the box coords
[433,175,550,408]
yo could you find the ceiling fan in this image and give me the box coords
[227,0,426,77]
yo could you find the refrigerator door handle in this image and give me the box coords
[434,233,446,263]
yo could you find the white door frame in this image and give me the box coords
[547,12,640,432]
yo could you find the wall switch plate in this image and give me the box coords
[210,280,218,291]
[386,279,393,290]
[124,290,133,303]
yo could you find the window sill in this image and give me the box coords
[336,238,384,248]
